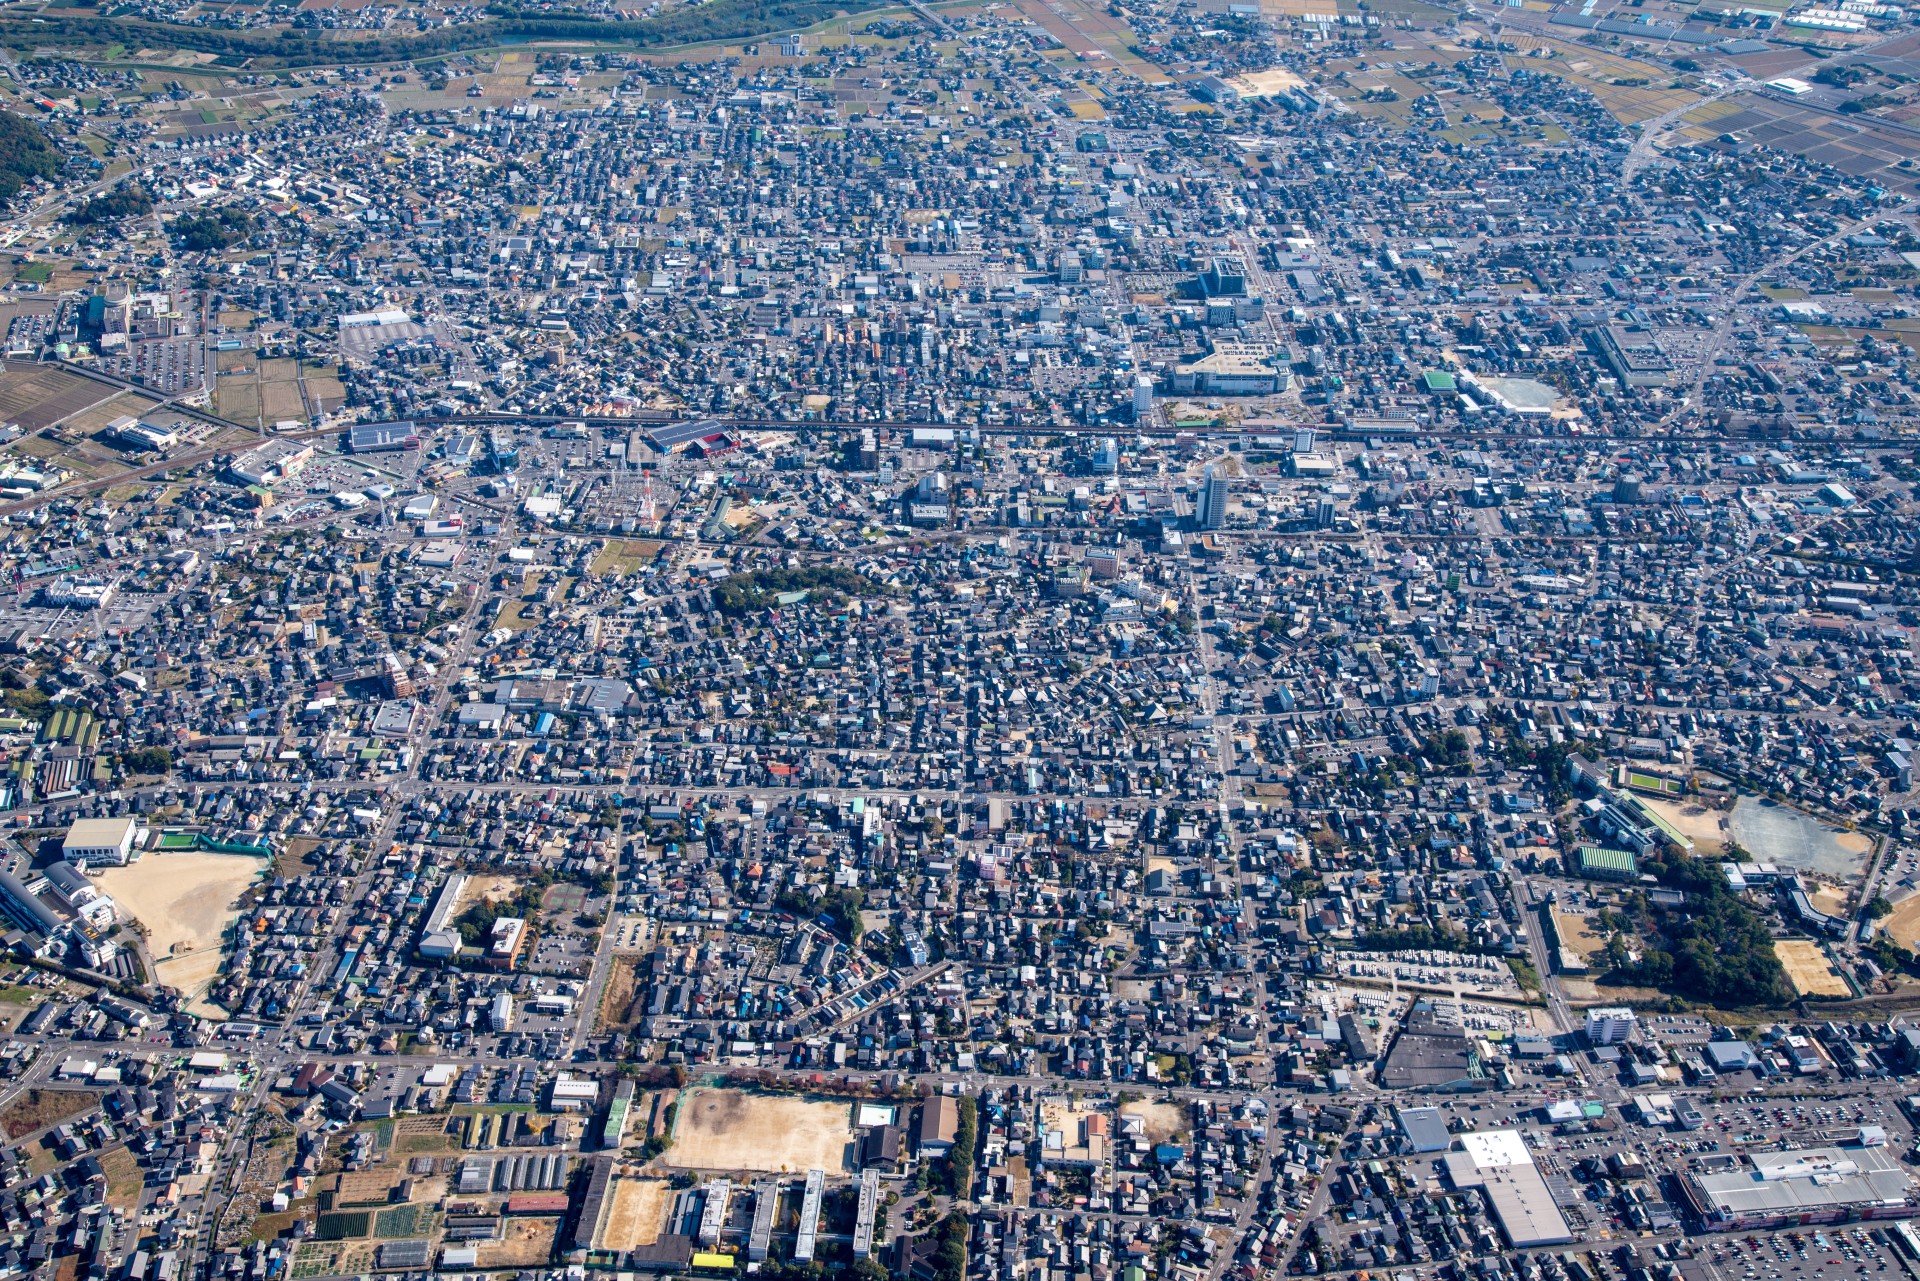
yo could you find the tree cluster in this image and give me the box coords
[168,208,254,252]
[0,112,57,203]
[65,183,152,226]
[1615,851,1792,1007]
[931,1210,969,1281]
[712,566,885,617]
[775,883,866,939]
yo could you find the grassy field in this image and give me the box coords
[494,600,544,632]
[591,538,664,575]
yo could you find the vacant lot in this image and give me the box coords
[596,955,642,1032]
[0,1088,97,1139]
[1118,1100,1186,1143]
[0,983,46,1032]
[100,1145,142,1209]
[591,539,664,576]
[478,1216,559,1266]
[1776,939,1851,998]
[599,1177,672,1249]
[665,1090,855,1174]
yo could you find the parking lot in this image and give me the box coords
[1706,1225,1904,1280]
[1686,1094,1910,1151]
[608,914,650,952]
[102,334,208,396]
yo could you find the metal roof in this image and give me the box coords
[649,418,725,449]
[1693,1146,1913,1221]
[1445,1130,1574,1249]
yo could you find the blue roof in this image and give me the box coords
[1705,1041,1761,1069]
[648,418,725,449]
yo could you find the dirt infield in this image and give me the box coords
[598,1178,672,1249]
[664,1090,855,1174]
[1883,893,1920,951]
[1634,797,1728,852]
[1776,939,1851,998]
[1551,911,1608,964]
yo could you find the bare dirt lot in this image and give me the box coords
[599,1177,673,1249]
[100,1145,142,1210]
[596,955,642,1032]
[0,1088,97,1139]
[664,1091,855,1174]
[1551,911,1609,965]
[1634,796,1729,852]
[1883,893,1920,951]
[1810,882,1852,918]
[477,1216,560,1266]
[155,948,229,1018]
[1776,939,1852,998]
[95,852,265,1016]
[1560,979,1675,1007]
[1118,1100,1187,1143]
[333,1169,404,1205]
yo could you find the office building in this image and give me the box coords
[1586,1007,1637,1046]
[1195,465,1228,531]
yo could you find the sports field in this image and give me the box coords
[94,852,265,1015]
[1775,940,1850,998]
[599,1178,672,1249]
[94,852,262,960]
[664,1090,855,1173]
[1633,797,1728,851]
